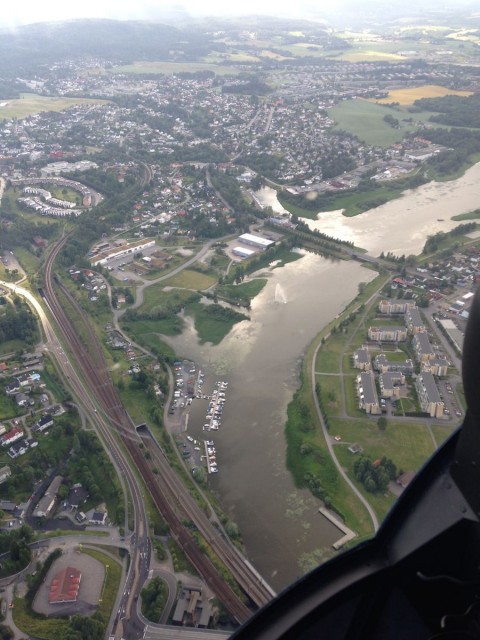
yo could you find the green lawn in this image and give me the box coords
[216,278,267,307]
[315,333,347,373]
[138,285,197,315]
[329,417,436,475]
[328,99,421,147]
[161,269,217,290]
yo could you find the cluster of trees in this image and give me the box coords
[353,456,397,493]
[423,222,476,254]
[273,221,351,260]
[59,613,105,640]
[70,167,135,199]
[414,94,480,129]
[422,127,480,176]
[0,204,60,252]
[0,302,38,346]
[0,525,33,577]
[124,291,199,323]
[239,152,283,178]
[170,143,227,164]
[221,75,272,96]
[209,168,257,218]
[383,114,400,129]
[65,431,124,524]
[141,576,168,622]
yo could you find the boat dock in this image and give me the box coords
[204,440,218,474]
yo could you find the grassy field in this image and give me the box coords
[328,99,427,147]
[216,278,267,307]
[183,301,248,345]
[138,286,198,315]
[0,93,110,120]
[162,269,217,291]
[114,61,236,75]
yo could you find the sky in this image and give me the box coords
[0,0,469,29]
[2,1,324,27]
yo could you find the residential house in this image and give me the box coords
[90,510,107,526]
[67,484,89,509]
[33,414,54,433]
[8,440,29,459]
[15,393,29,407]
[1,426,24,447]
[5,379,20,395]
[33,475,63,518]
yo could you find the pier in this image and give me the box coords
[319,507,356,550]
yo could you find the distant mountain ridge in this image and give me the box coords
[0,19,201,73]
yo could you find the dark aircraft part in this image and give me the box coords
[232,289,480,640]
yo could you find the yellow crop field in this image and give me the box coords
[260,50,291,60]
[373,84,473,106]
[338,50,405,62]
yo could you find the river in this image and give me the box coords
[165,252,376,590]
[165,166,480,592]
[256,161,480,256]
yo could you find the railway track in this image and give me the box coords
[42,235,267,625]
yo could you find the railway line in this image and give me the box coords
[41,234,274,628]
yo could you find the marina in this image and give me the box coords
[201,381,228,472]
[185,375,229,474]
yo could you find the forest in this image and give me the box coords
[0,302,38,346]
[414,94,480,129]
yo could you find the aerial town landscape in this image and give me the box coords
[0,1,480,638]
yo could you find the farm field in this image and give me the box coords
[328,99,422,146]
[113,61,236,75]
[373,84,473,106]
[0,93,110,119]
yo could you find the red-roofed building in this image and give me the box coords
[48,566,82,604]
[1,427,24,447]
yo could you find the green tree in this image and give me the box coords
[377,416,388,431]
